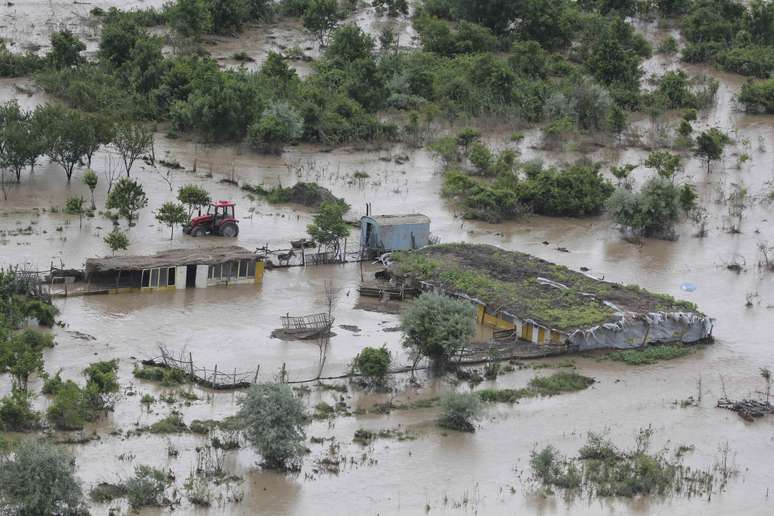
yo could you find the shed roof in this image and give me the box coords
[362,214,430,226]
[86,246,255,273]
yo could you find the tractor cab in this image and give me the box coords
[184,200,240,238]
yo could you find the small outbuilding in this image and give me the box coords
[85,246,263,292]
[360,214,430,254]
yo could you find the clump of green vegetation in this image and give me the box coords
[126,465,168,509]
[530,428,720,498]
[241,182,348,209]
[189,416,240,435]
[352,427,416,444]
[89,482,127,503]
[528,371,595,395]
[437,392,482,432]
[148,413,188,434]
[133,364,189,386]
[478,371,594,404]
[353,346,391,384]
[607,345,695,365]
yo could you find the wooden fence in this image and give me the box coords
[142,347,260,390]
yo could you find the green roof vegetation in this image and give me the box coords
[391,244,699,331]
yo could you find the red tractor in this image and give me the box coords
[183,200,240,237]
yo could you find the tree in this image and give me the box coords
[82,112,115,168]
[155,201,188,239]
[438,391,482,432]
[113,122,153,177]
[64,196,85,228]
[0,391,39,431]
[324,25,375,64]
[168,0,212,39]
[0,329,54,393]
[106,177,148,224]
[38,104,91,182]
[104,228,129,255]
[1,117,39,183]
[695,128,730,173]
[354,346,391,384]
[48,30,85,69]
[644,150,681,180]
[177,184,211,218]
[610,164,637,188]
[606,176,693,239]
[46,380,88,430]
[82,360,119,411]
[82,169,99,210]
[208,0,251,34]
[307,200,350,252]
[0,439,83,514]
[237,384,306,470]
[303,0,340,46]
[400,292,476,369]
[248,101,303,154]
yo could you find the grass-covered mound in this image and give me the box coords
[242,182,348,208]
[391,243,699,332]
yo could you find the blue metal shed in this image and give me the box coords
[360,214,431,252]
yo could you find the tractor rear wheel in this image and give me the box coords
[191,226,207,237]
[220,223,239,237]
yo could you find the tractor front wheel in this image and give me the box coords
[220,223,239,237]
[191,226,207,237]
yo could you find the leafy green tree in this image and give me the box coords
[48,30,85,69]
[83,360,119,411]
[354,346,391,383]
[207,0,250,34]
[324,25,374,64]
[610,163,637,188]
[37,104,91,181]
[644,150,681,180]
[168,0,213,39]
[82,169,99,210]
[106,177,148,224]
[303,0,340,45]
[468,141,493,174]
[695,128,730,173]
[155,201,189,239]
[438,391,482,432]
[177,184,211,218]
[104,228,130,255]
[126,465,167,509]
[307,200,350,250]
[739,78,774,113]
[401,292,476,368]
[99,15,143,68]
[237,383,306,470]
[0,114,40,182]
[515,161,614,216]
[0,439,83,514]
[0,329,54,392]
[113,122,153,177]
[248,101,303,154]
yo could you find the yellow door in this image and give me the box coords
[538,327,546,344]
[522,324,533,342]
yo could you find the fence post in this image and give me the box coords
[189,352,194,379]
[213,364,217,388]
[233,368,237,387]
[253,364,260,384]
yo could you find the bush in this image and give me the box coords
[248,101,304,154]
[354,346,391,382]
[515,161,614,216]
[606,177,692,239]
[437,391,482,432]
[401,292,476,365]
[607,344,694,365]
[42,370,65,395]
[0,439,83,514]
[126,465,167,509]
[237,384,306,470]
[528,371,595,395]
[738,78,774,113]
[46,381,89,430]
[133,364,189,386]
[716,45,774,78]
[0,391,39,431]
[149,413,189,433]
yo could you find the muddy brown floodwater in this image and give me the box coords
[1,10,774,516]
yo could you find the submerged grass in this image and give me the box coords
[477,371,594,403]
[607,345,695,365]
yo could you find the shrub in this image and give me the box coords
[0,391,39,431]
[607,345,694,365]
[0,439,83,514]
[237,384,306,470]
[126,465,167,509]
[401,293,476,365]
[354,346,391,382]
[248,101,303,154]
[607,177,695,239]
[515,161,614,216]
[149,413,189,434]
[133,364,189,386]
[46,381,88,430]
[437,392,482,432]
[42,370,65,395]
[528,371,595,395]
[738,78,774,113]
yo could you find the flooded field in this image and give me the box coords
[1,6,774,516]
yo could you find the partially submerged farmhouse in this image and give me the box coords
[85,246,263,292]
[360,214,430,254]
[390,244,712,350]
